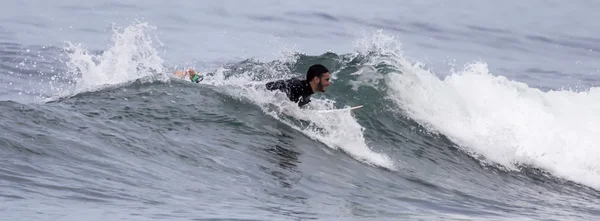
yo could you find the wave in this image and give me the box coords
[41,22,169,102]
[352,31,600,190]
[41,23,600,190]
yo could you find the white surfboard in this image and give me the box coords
[313,105,363,113]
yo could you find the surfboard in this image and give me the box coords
[313,105,363,113]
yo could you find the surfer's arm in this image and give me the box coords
[174,68,195,78]
[265,79,286,91]
[297,96,311,107]
[173,68,203,83]
[173,70,189,79]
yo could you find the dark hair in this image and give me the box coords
[306,64,329,81]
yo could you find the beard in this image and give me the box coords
[317,82,326,92]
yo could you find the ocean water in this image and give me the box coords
[2,0,600,220]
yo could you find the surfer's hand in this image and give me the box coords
[187,68,196,78]
[173,68,197,79]
[173,70,186,78]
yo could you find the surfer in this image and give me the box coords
[172,64,331,107]
[173,68,204,83]
[265,64,331,107]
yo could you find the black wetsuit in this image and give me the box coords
[265,78,314,107]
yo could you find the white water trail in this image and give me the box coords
[44,22,167,101]
[199,55,397,170]
[355,30,600,190]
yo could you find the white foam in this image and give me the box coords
[45,22,167,101]
[200,61,396,170]
[357,30,600,190]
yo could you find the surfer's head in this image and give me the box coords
[306,64,331,92]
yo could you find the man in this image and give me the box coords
[265,64,331,107]
[173,68,204,83]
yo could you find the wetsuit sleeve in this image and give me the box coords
[265,79,286,91]
[297,96,311,107]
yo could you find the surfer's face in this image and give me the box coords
[317,72,331,92]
